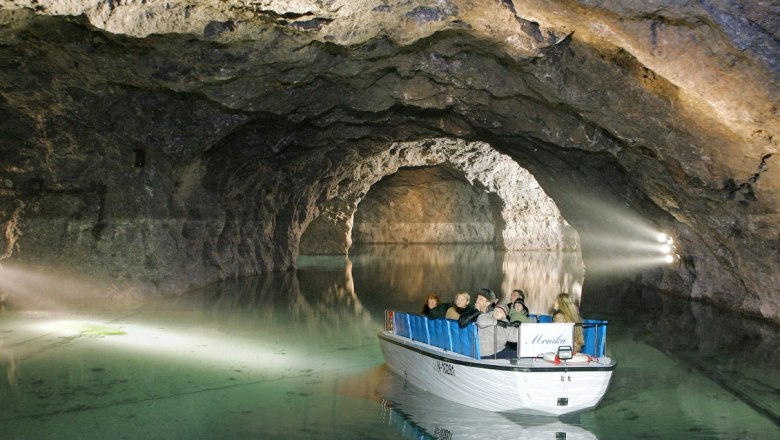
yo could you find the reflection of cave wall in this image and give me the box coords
[352,167,495,245]
[499,251,584,315]
[347,244,583,314]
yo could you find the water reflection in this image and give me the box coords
[181,257,376,337]
[583,283,780,427]
[372,368,597,440]
[499,250,584,314]
[2,245,778,439]
[346,244,584,314]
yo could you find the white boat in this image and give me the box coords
[377,311,616,417]
[376,369,599,440]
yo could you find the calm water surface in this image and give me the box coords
[1,244,778,439]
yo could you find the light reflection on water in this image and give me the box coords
[0,244,778,439]
[342,244,584,315]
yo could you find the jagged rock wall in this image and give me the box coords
[351,166,497,245]
[0,1,777,321]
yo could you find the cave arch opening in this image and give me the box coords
[297,138,582,255]
[296,138,587,307]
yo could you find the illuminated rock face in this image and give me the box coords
[352,166,497,246]
[0,1,777,320]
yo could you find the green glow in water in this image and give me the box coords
[79,324,127,336]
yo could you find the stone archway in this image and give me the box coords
[299,138,580,254]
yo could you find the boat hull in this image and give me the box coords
[378,331,615,416]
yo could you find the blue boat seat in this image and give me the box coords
[531,314,554,323]
[392,312,480,358]
[581,319,607,357]
[530,314,608,357]
[390,312,606,359]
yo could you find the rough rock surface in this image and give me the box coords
[351,166,498,246]
[300,140,579,253]
[0,1,777,321]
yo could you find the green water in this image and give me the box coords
[1,245,778,439]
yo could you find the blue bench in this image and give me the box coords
[392,312,480,358]
[393,311,607,358]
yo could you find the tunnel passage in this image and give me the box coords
[297,138,580,255]
[0,4,777,321]
[351,165,498,245]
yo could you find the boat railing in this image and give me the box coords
[385,310,608,359]
[385,310,481,359]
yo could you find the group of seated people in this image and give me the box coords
[420,289,584,360]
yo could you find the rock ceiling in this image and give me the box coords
[0,1,777,321]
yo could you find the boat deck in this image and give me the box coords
[379,330,617,372]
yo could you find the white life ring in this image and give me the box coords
[567,353,591,364]
[541,352,591,364]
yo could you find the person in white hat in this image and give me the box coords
[476,303,518,359]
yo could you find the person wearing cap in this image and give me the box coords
[509,298,533,324]
[476,303,518,359]
[457,288,494,328]
[480,288,498,311]
[505,298,533,351]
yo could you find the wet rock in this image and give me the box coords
[0,1,777,321]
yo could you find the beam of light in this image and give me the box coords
[584,255,674,274]
[22,316,360,376]
[561,195,682,274]
[0,263,148,313]
[1,261,378,382]
[585,232,676,254]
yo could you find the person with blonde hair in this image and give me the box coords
[553,293,584,353]
[445,291,471,320]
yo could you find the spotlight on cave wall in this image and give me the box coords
[657,232,679,264]
[571,196,681,274]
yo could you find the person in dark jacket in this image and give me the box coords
[427,301,451,319]
[445,292,471,320]
[428,292,472,320]
[421,294,440,316]
[457,288,495,328]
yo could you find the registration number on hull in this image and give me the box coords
[436,360,455,376]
